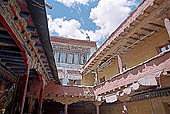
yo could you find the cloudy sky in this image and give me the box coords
[46,0,143,46]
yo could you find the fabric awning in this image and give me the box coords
[58,69,64,79]
[67,70,82,80]
[105,94,117,103]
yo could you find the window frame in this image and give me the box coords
[67,53,73,64]
[80,54,87,65]
[73,53,80,64]
[157,43,170,53]
[60,52,67,63]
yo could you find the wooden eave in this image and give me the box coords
[83,0,168,74]
[94,50,170,96]
[0,0,60,84]
[29,80,96,104]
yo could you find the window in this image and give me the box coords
[168,45,170,49]
[54,51,59,63]
[80,55,86,65]
[158,44,170,53]
[77,80,81,85]
[161,47,167,52]
[60,52,66,63]
[100,76,105,83]
[67,53,73,64]
[74,53,79,64]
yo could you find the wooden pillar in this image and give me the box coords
[122,102,128,114]
[20,67,30,114]
[64,104,68,114]
[38,86,44,114]
[94,69,99,85]
[164,18,170,38]
[117,54,123,73]
[28,97,33,114]
[96,105,100,114]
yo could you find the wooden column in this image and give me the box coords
[20,67,30,114]
[64,104,68,114]
[122,102,128,114]
[94,69,99,85]
[38,86,44,114]
[96,104,100,114]
[117,54,123,73]
[28,97,33,114]
[164,18,170,38]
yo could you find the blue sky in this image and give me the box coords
[46,0,143,46]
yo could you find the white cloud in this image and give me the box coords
[55,0,94,7]
[48,15,87,40]
[48,0,138,45]
[89,0,134,41]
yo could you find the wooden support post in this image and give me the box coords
[122,102,128,114]
[37,86,44,114]
[20,67,30,114]
[96,104,100,114]
[28,97,33,114]
[94,69,99,85]
[117,54,123,73]
[164,18,170,38]
[64,104,68,114]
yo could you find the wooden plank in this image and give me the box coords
[141,27,157,32]
[0,31,11,39]
[0,63,16,82]
[0,42,16,47]
[6,62,25,66]
[1,58,24,62]
[0,46,21,52]
[0,54,23,59]
[0,38,16,45]
[1,59,24,63]
[148,22,165,28]
[0,50,21,54]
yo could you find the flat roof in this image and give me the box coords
[51,36,97,48]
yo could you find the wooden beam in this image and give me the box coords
[0,63,16,82]
[0,54,22,59]
[129,36,140,41]
[141,27,157,32]
[0,27,6,31]
[0,38,16,46]
[0,31,11,39]
[126,41,133,45]
[1,58,24,62]
[149,23,165,28]
[134,33,146,37]
[0,51,21,57]
[0,42,16,47]
[151,2,159,9]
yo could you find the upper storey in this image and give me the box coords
[81,0,170,86]
[0,0,60,84]
[51,37,97,67]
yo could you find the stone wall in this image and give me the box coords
[122,29,170,69]
[82,29,170,86]
[100,96,170,114]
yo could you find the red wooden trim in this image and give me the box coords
[9,4,18,20]
[38,86,44,114]
[36,71,44,86]
[0,14,28,67]
[0,73,14,83]
[20,72,29,114]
